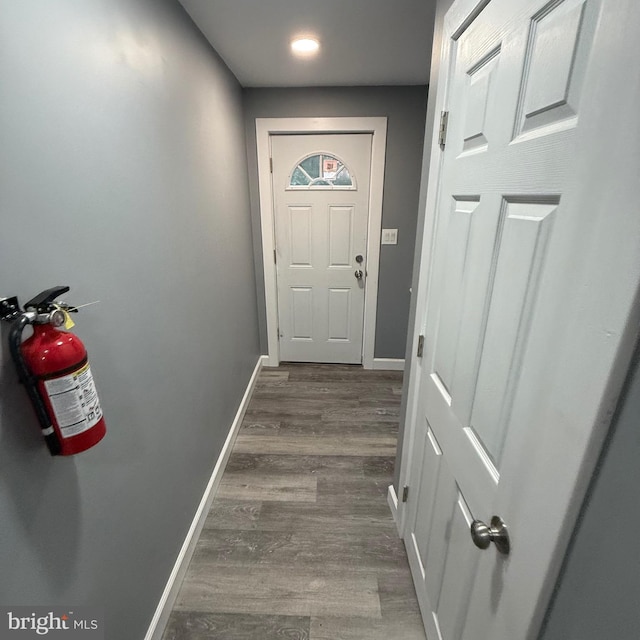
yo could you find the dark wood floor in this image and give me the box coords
[163,364,426,640]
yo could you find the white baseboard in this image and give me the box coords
[262,353,279,367]
[388,484,400,531]
[264,356,404,371]
[373,358,406,371]
[144,355,265,640]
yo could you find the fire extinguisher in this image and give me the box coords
[2,286,106,456]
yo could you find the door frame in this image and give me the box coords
[392,0,454,533]
[396,0,639,635]
[256,117,387,368]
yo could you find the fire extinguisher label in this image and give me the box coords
[43,363,104,438]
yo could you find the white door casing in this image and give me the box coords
[256,117,387,368]
[271,134,372,364]
[398,1,640,640]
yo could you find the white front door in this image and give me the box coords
[402,0,639,639]
[271,133,372,364]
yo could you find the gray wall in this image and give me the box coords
[0,1,259,638]
[539,348,640,639]
[243,86,428,359]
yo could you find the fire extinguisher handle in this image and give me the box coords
[24,286,70,312]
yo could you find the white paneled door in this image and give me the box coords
[403,1,639,640]
[271,134,372,363]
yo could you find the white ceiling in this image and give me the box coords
[178,0,436,87]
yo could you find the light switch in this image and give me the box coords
[381,228,398,245]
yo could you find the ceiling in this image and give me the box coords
[178,0,436,88]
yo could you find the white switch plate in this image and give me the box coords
[381,228,398,245]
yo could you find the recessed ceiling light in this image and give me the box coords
[291,37,320,57]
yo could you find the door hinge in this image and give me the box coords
[269,157,273,173]
[273,248,277,264]
[417,334,425,358]
[438,110,449,149]
[402,485,409,503]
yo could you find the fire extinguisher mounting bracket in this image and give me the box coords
[0,296,21,322]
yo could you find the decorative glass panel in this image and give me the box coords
[291,167,310,186]
[300,155,320,179]
[288,153,355,189]
[333,167,353,186]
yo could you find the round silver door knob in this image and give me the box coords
[470,516,510,555]
[354,270,363,280]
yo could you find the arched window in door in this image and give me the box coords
[287,152,356,189]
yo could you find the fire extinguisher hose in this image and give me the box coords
[8,314,61,455]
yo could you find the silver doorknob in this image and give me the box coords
[354,270,363,280]
[470,516,510,555]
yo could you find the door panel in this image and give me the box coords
[431,198,478,392]
[409,424,480,640]
[422,451,459,616]
[516,0,593,138]
[461,50,499,154]
[287,206,313,266]
[470,200,556,463]
[413,427,442,577]
[436,492,477,640]
[272,134,372,364]
[290,287,313,340]
[403,1,639,639]
[328,206,354,266]
[327,288,351,341]
[288,206,312,266]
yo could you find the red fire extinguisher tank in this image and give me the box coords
[21,323,106,455]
